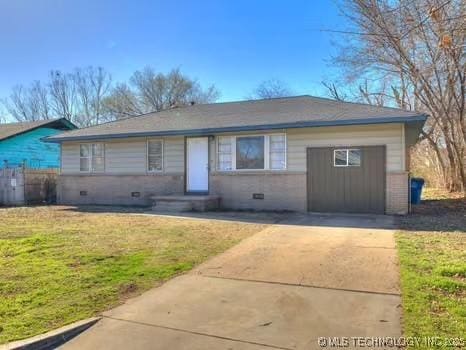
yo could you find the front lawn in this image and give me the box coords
[0,206,267,343]
[396,188,466,343]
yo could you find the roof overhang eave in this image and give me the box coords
[44,114,428,143]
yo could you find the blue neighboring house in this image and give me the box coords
[0,118,77,169]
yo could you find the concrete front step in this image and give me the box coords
[151,195,221,212]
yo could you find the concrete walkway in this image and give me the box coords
[62,214,401,350]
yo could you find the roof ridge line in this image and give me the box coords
[57,96,314,133]
[54,95,421,135]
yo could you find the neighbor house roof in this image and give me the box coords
[0,118,77,141]
[46,95,427,142]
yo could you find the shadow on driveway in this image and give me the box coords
[59,205,396,229]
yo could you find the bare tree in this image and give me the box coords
[29,81,51,120]
[48,70,76,122]
[250,79,293,99]
[2,85,33,122]
[104,67,220,118]
[130,67,219,111]
[2,67,111,127]
[1,65,219,126]
[0,104,8,123]
[322,81,348,101]
[323,78,401,107]
[102,83,143,119]
[329,0,466,192]
[74,66,112,126]
[2,81,51,122]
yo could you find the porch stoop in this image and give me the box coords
[151,195,221,212]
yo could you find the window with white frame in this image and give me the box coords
[333,149,361,167]
[217,134,286,171]
[147,139,163,172]
[80,143,105,172]
[269,134,286,170]
[217,137,233,170]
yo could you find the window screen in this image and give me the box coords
[148,140,163,172]
[269,135,286,170]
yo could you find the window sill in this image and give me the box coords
[211,169,291,175]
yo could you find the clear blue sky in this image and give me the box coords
[0,0,346,103]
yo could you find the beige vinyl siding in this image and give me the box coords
[61,143,81,173]
[105,140,146,173]
[286,124,404,172]
[61,124,404,175]
[60,137,185,174]
[163,137,184,173]
[211,124,404,173]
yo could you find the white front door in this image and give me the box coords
[186,137,209,192]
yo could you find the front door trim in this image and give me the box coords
[185,136,210,194]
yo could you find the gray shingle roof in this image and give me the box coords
[47,95,427,142]
[0,118,76,141]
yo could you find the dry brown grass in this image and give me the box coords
[0,206,268,343]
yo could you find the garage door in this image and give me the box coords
[307,146,386,214]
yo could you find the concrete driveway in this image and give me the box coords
[62,214,401,350]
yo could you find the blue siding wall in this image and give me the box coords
[0,128,62,168]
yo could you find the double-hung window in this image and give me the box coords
[80,143,105,172]
[218,137,233,171]
[269,134,286,170]
[147,139,163,172]
[217,134,286,171]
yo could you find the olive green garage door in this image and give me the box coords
[307,146,386,214]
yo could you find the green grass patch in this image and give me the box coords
[397,207,465,343]
[0,207,267,343]
[396,188,465,346]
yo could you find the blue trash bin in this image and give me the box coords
[410,177,425,204]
